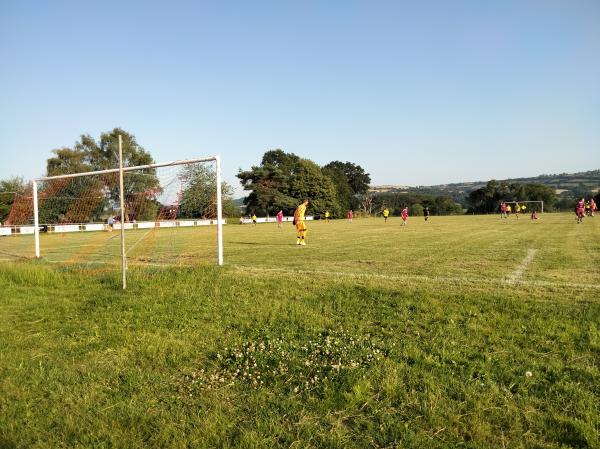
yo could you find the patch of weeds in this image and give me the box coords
[177,329,389,397]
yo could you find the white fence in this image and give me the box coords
[239,216,314,224]
[0,219,226,236]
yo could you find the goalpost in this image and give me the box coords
[29,137,223,289]
[500,200,544,213]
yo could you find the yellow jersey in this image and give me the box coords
[325,211,330,218]
[295,203,307,221]
[383,209,389,217]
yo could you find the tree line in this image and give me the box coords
[237,150,465,217]
[467,180,559,213]
[2,135,597,224]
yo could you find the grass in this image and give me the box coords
[0,213,599,448]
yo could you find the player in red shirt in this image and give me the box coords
[500,202,507,219]
[589,198,597,217]
[401,207,408,226]
[276,210,283,228]
[347,210,353,222]
[576,198,585,224]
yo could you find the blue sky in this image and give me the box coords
[1,0,599,196]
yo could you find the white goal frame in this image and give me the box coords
[500,200,544,213]
[32,143,223,289]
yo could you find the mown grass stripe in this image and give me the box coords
[233,264,597,291]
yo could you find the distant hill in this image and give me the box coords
[233,197,245,206]
[370,170,600,195]
[370,170,600,203]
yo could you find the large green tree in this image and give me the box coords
[290,159,339,216]
[321,164,356,212]
[238,150,341,216]
[41,128,160,223]
[322,161,371,194]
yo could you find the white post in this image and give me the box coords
[33,180,40,258]
[541,201,544,213]
[215,155,224,266]
[118,135,127,289]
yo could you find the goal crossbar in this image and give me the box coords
[34,157,218,182]
[32,152,224,289]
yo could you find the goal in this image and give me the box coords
[2,145,224,288]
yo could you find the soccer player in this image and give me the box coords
[401,207,408,226]
[276,210,284,228]
[294,198,309,245]
[531,210,539,220]
[506,204,512,217]
[106,216,114,231]
[590,198,597,217]
[424,207,430,221]
[324,210,331,223]
[500,202,507,219]
[515,203,521,219]
[347,210,353,222]
[252,213,257,226]
[382,207,390,222]
[576,198,585,224]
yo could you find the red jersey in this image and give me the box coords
[401,208,408,219]
[347,211,353,219]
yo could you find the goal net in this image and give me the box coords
[1,157,224,272]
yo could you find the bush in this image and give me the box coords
[411,203,424,216]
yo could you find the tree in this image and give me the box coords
[41,128,160,223]
[238,150,300,215]
[359,194,374,216]
[411,203,424,216]
[178,164,235,218]
[321,165,356,212]
[238,150,340,216]
[289,159,339,216]
[323,161,371,195]
[0,177,27,224]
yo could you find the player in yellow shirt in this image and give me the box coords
[324,210,331,223]
[382,207,390,223]
[294,198,309,246]
[251,214,257,226]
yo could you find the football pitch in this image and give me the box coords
[1,214,599,448]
